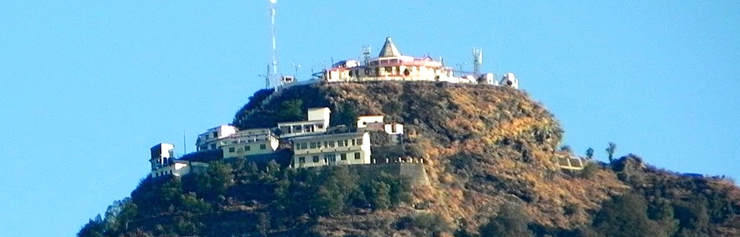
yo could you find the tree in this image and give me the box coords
[275,99,303,122]
[592,193,663,237]
[186,161,234,200]
[366,180,391,210]
[586,147,594,159]
[257,213,271,237]
[606,142,617,163]
[77,215,105,237]
[335,102,359,128]
[479,203,534,237]
[560,145,572,153]
[103,198,138,235]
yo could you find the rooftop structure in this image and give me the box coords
[357,115,403,135]
[149,143,210,178]
[196,125,238,151]
[277,107,331,138]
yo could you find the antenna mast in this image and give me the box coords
[269,0,278,88]
[362,45,371,66]
[473,48,482,78]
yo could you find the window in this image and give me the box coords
[385,67,392,74]
[318,124,324,129]
[245,145,251,151]
[340,153,347,160]
[260,144,267,150]
[338,140,346,147]
[300,143,308,150]
[228,147,236,153]
[213,132,218,138]
[325,154,336,164]
[354,152,361,160]
[356,138,363,145]
[328,141,336,148]
[299,157,305,163]
[309,142,317,149]
[351,139,356,146]
[293,125,303,133]
[312,155,320,163]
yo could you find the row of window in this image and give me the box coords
[227,144,268,153]
[153,170,173,178]
[345,66,440,78]
[201,130,269,141]
[229,137,268,144]
[294,138,363,150]
[297,152,362,164]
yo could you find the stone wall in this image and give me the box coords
[348,163,429,186]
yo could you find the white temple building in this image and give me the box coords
[319,37,480,84]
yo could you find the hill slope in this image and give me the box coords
[80,82,740,237]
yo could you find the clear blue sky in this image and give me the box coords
[1,1,738,236]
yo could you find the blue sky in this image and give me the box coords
[0,1,738,236]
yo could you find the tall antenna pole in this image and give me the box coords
[362,45,371,66]
[183,129,187,156]
[262,65,270,89]
[269,0,278,88]
[473,48,483,78]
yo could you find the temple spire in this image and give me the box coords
[378,37,401,57]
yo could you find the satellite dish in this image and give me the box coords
[270,0,277,3]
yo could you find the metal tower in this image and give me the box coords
[268,0,278,88]
[362,45,371,66]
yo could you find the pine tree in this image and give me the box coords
[606,142,617,163]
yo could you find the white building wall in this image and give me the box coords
[197,125,238,151]
[501,73,519,89]
[150,161,210,178]
[221,136,279,159]
[384,124,404,135]
[307,107,331,128]
[357,115,384,128]
[291,132,371,168]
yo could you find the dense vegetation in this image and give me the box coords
[79,158,413,236]
[81,82,740,236]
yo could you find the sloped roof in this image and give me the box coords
[378,37,401,57]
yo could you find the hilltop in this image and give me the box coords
[80,82,740,237]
